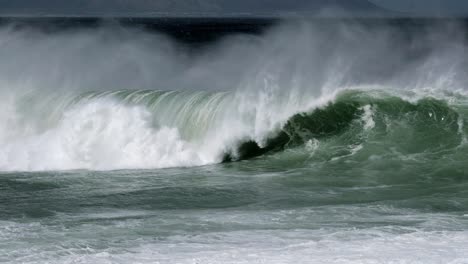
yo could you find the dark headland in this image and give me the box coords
[1,16,468,44]
[0,17,279,43]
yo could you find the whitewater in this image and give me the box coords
[1,18,468,263]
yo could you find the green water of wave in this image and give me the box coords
[226,89,468,163]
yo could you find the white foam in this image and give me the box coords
[6,230,468,264]
[360,105,376,130]
[0,99,214,171]
[305,138,320,155]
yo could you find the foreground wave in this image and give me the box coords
[1,88,467,171]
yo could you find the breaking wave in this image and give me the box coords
[0,88,467,171]
[0,19,468,171]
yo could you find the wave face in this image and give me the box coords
[0,19,468,171]
[226,90,468,162]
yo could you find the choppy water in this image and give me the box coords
[1,18,468,263]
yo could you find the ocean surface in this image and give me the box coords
[1,18,468,263]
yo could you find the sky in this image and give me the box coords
[0,0,467,17]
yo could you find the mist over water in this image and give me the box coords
[1,18,468,263]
